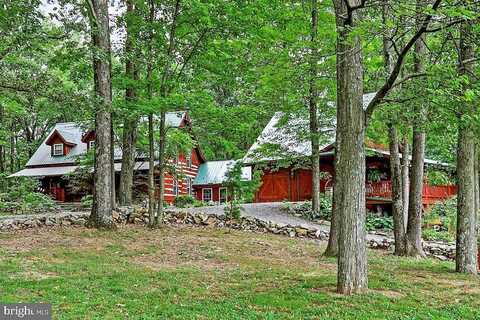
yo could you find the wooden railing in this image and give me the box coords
[365,180,457,205]
[366,181,392,199]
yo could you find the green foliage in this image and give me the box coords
[80,195,93,209]
[423,196,457,242]
[422,229,454,242]
[0,178,57,214]
[425,169,454,186]
[174,195,196,208]
[366,169,382,183]
[223,162,261,219]
[365,214,393,231]
[224,202,241,220]
[282,196,333,221]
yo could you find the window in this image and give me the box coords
[89,140,95,149]
[186,153,192,168]
[202,188,212,202]
[173,179,179,196]
[53,144,64,156]
[219,187,228,203]
[186,178,192,196]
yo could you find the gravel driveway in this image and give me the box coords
[172,202,331,232]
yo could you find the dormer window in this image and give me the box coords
[53,144,64,156]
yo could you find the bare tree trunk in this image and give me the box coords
[309,0,320,214]
[383,0,405,255]
[405,130,426,257]
[119,0,138,206]
[456,20,477,274]
[119,117,137,206]
[0,105,4,173]
[405,0,426,257]
[10,123,15,173]
[146,0,157,228]
[324,183,338,257]
[401,135,410,230]
[148,114,155,226]
[389,125,406,255]
[334,0,367,294]
[111,119,116,210]
[87,0,115,229]
[155,111,166,225]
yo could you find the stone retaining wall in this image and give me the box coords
[0,206,456,261]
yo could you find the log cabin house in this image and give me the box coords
[9,112,250,204]
[243,108,457,213]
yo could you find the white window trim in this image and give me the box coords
[89,140,95,149]
[53,143,64,156]
[219,187,228,203]
[186,153,192,168]
[202,188,213,202]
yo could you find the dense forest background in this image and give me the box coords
[0,0,461,177]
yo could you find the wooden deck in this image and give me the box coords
[366,181,457,206]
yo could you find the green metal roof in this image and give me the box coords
[193,160,235,185]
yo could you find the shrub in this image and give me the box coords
[425,169,454,186]
[365,214,393,231]
[0,178,58,214]
[174,195,196,208]
[282,196,333,221]
[424,196,457,239]
[224,200,241,220]
[81,195,93,208]
[422,228,454,242]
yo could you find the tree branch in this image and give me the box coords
[364,0,443,123]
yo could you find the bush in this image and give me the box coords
[365,214,393,231]
[282,196,332,221]
[0,178,58,214]
[422,228,454,242]
[224,201,241,220]
[81,195,93,208]
[174,195,196,208]
[424,196,457,240]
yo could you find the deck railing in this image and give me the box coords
[365,180,457,205]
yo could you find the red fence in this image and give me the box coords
[366,181,457,205]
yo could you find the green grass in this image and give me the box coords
[0,225,479,319]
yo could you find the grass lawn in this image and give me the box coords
[0,225,479,319]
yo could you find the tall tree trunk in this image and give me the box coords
[146,0,156,228]
[10,123,15,174]
[389,125,406,255]
[154,0,180,225]
[405,130,426,257]
[309,0,320,214]
[405,0,426,257]
[148,114,155,226]
[87,0,115,229]
[119,0,138,206]
[334,0,367,294]
[401,135,410,230]
[0,105,4,173]
[455,20,477,274]
[324,183,338,257]
[119,117,137,206]
[155,111,166,225]
[383,0,405,255]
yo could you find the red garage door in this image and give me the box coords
[256,170,290,202]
